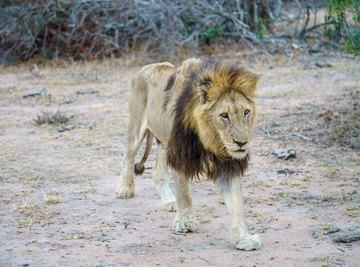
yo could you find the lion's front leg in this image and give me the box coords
[172,173,198,232]
[216,176,261,250]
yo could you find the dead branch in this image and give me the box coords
[0,0,287,63]
[298,5,311,39]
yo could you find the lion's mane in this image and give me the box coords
[166,58,258,180]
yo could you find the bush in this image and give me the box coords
[326,0,360,56]
[0,0,281,63]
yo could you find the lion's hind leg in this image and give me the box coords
[117,70,151,198]
[117,99,149,198]
[153,144,176,211]
[116,126,148,198]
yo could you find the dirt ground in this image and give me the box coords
[0,54,359,267]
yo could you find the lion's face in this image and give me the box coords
[210,92,255,159]
[193,91,256,160]
[189,61,258,160]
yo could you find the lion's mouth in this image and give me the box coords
[234,148,246,153]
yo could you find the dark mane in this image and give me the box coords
[166,59,249,180]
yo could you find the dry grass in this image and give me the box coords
[12,202,45,228]
[319,88,360,151]
[34,111,73,126]
[44,189,61,205]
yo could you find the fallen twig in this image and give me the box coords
[293,132,312,141]
[266,127,286,139]
[171,231,187,236]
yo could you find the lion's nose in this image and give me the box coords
[233,140,247,148]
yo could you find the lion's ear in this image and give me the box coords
[240,72,260,98]
[197,77,211,104]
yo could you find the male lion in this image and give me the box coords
[116,58,261,250]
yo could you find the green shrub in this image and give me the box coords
[326,0,360,56]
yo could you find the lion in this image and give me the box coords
[116,57,261,250]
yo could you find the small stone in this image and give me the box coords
[324,227,340,235]
[76,89,99,95]
[277,168,295,175]
[271,149,296,160]
[309,43,321,53]
[23,88,47,98]
[315,61,332,68]
[57,125,75,132]
[312,230,320,238]
[292,43,299,49]
[332,231,360,243]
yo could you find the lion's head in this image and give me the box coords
[167,58,259,179]
[192,61,258,160]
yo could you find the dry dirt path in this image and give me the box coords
[0,56,359,266]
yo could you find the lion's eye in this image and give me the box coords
[244,109,250,116]
[220,113,229,121]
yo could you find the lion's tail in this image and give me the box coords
[134,130,153,175]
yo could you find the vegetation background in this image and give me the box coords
[0,0,359,63]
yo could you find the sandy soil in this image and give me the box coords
[0,55,359,267]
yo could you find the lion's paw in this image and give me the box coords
[172,214,198,233]
[235,234,261,251]
[116,183,135,199]
[164,201,177,212]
